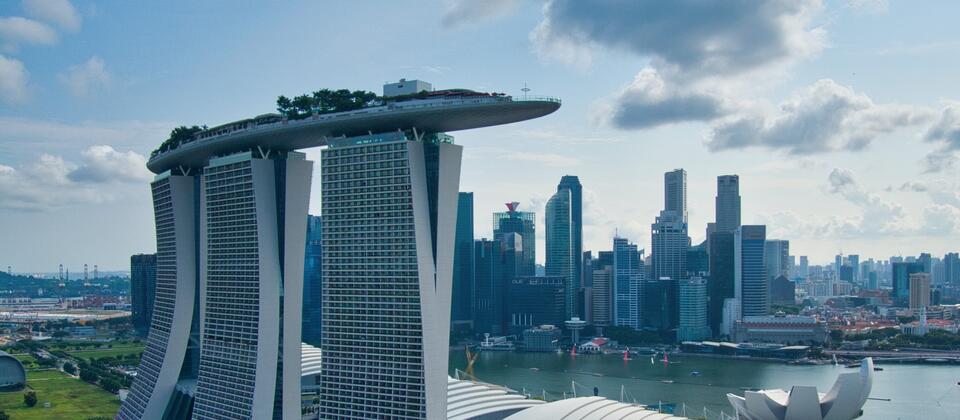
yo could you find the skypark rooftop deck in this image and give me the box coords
[147,93,560,174]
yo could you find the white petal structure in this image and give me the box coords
[504,396,688,419]
[726,358,874,420]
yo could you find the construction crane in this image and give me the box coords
[465,346,481,379]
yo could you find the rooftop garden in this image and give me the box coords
[152,87,509,157]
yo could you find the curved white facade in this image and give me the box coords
[726,358,874,420]
[505,396,687,420]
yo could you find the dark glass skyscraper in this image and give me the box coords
[708,232,735,336]
[664,169,687,222]
[303,215,322,346]
[892,261,923,306]
[452,192,475,330]
[557,175,583,313]
[493,202,536,276]
[508,276,565,334]
[546,188,577,319]
[474,235,522,335]
[130,253,157,336]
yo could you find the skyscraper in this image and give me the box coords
[303,215,323,346]
[493,202,536,276]
[678,276,711,342]
[557,176,583,313]
[452,192,475,330]
[715,175,741,233]
[892,261,924,306]
[737,225,768,317]
[474,234,523,335]
[909,272,931,310]
[120,150,311,420]
[546,188,577,319]
[664,169,688,222]
[848,254,860,284]
[130,253,157,336]
[591,263,613,328]
[945,252,960,285]
[120,79,559,419]
[652,210,689,281]
[613,237,643,329]
[708,232,735,336]
[799,256,809,278]
[508,276,565,334]
[764,240,789,282]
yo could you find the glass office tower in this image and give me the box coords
[493,203,536,276]
[546,188,577,319]
[303,215,323,346]
[319,132,461,419]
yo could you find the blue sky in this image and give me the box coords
[2,0,960,272]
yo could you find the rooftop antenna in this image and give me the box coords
[59,264,64,281]
[521,83,530,99]
[84,264,89,281]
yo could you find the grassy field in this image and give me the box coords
[0,369,120,419]
[10,353,38,369]
[62,342,144,361]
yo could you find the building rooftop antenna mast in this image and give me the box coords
[521,83,530,100]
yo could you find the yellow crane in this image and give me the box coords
[465,346,480,379]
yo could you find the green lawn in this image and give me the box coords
[10,354,38,369]
[64,343,144,361]
[0,369,120,419]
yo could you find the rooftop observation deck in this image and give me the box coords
[146,93,561,174]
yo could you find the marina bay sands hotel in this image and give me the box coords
[118,80,560,419]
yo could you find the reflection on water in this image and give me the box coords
[448,351,960,419]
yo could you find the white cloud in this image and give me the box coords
[707,79,932,154]
[442,0,519,28]
[0,54,29,103]
[0,16,57,51]
[23,0,81,32]
[68,145,152,183]
[58,56,111,96]
[0,146,151,211]
[0,117,172,160]
[846,0,889,14]
[469,146,582,167]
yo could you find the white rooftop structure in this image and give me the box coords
[727,358,874,420]
[504,397,688,420]
[384,78,433,97]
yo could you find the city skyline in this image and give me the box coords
[4,1,960,271]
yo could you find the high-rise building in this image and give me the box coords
[546,188,577,319]
[687,241,709,275]
[120,151,311,420]
[664,169,688,221]
[909,272,931,310]
[508,276,565,334]
[303,215,323,346]
[945,252,960,285]
[613,237,643,329]
[708,232,735,336]
[130,253,157,336]
[452,192,475,330]
[493,202,536,276]
[715,175,741,233]
[642,276,678,333]
[736,225,768,317]
[591,264,613,328]
[764,240,789,282]
[474,234,523,335]
[770,275,796,305]
[652,210,689,281]
[848,254,860,284]
[799,256,809,279]
[557,176,583,313]
[892,261,924,307]
[121,79,559,419]
[919,253,933,274]
[678,276,711,342]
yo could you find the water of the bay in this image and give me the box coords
[448,350,960,419]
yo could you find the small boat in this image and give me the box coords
[873,367,883,371]
[661,380,674,384]
[530,367,540,371]
[690,371,702,376]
